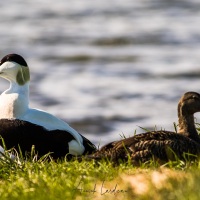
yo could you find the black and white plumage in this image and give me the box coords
[0,53,96,159]
[86,92,200,164]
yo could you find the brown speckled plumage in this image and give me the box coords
[87,92,200,164]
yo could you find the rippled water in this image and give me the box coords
[0,0,200,145]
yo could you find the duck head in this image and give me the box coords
[179,92,200,115]
[0,54,30,85]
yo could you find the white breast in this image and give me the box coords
[0,93,28,118]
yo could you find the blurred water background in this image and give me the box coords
[0,0,200,146]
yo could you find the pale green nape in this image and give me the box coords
[16,66,30,85]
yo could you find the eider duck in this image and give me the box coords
[86,92,200,164]
[0,53,96,159]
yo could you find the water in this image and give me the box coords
[0,0,200,146]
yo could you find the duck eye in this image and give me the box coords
[192,96,198,100]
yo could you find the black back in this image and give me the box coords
[0,119,96,159]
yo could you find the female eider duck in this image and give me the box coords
[86,92,200,165]
[0,53,96,159]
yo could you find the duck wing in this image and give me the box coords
[88,131,200,164]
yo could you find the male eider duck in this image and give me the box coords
[0,53,96,159]
[86,92,200,165]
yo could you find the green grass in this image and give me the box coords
[1,124,200,200]
[0,154,200,200]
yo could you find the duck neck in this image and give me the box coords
[4,81,30,112]
[178,105,200,143]
[5,81,29,96]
